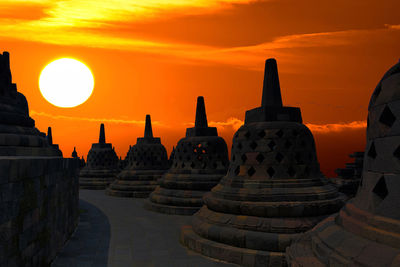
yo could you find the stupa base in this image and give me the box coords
[79,177,115,190]
[180,225,287,267]
[144,200,200,215]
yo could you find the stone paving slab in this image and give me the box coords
[51,190,237,267]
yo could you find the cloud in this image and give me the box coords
[305,120,366,133]
[186,118,366,133]
[30,110,165,126]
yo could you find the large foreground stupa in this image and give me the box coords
[79,124,119,189]
[287,60,400,266]
[145,96,229,215]
[106,115,169,197]
[180,59,346,266]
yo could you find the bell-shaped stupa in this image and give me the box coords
[0,52,61,156]
[287,60,400,266]
[181,59,346,266]
[79,123,119,189]
[145,96,229,215]
[107,115,169,197]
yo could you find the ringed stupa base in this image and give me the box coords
[79,169,119,190]
[106,169,165,198]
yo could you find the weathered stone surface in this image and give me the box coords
[181,58,345,266]
[107,115,169,198]
[146,96,229,215]
[79,123,119,189]
[287,60,400,266]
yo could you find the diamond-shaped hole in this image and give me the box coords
[181,162,185,168]
[213,163,218,169]
[250,141,258,150]
[276,129,284,138]
[287,166,296,177]
[241,154,247,163]
[268,140,276,150]
[232,155,236,161]
[275,153,283,163]
[368,142,377,159]
[258,130,266,138]
[234,166,240,175]
[190,162,195,168]
[244,131,251,139]
[373,176,388,200]
[379,105,396,127]
[248,167,256,177]
[284,140,292,149]
[394,145,400,160]
[256,153,265,163]
[237,142,243,150]
[267,167,275,177]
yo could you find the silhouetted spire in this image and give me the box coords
[72,146,78,158]
[261,58,282,107]
[47,127,53,145]
[99,123,105,144]
[195,96,208,128]
[144,114,153,138]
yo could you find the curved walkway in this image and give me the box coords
[52,190,237,267]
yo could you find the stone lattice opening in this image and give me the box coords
[373,176,388,200]
[379,105,396,127]
[248,167,256,177]
[368,142,377,159]
[267,167,275,177]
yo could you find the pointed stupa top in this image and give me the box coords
[72,147,78,158]
[137,114,161,144]
[245,58,302,124]
[144,114,153,138]
[261,58,283,107]
[47,127,53,145]
[186,96,217,137]
[99,123,105,144]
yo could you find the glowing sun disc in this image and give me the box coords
[39,58,94,108]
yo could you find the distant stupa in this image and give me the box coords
[79,123,119,189]
[145,96,229,215]
[181,59,345,266]
[107,114,169,198]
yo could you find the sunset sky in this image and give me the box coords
[1,0,399,176]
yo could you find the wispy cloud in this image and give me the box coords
[0,0,399,70]
[30,110,165,126]
[185,117,366,133]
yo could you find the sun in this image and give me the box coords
[39,58,94,108]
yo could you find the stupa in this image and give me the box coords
[180,59,346,266]
[0,52,61,157]
[145,96,229,215]
[287,60,400,266]
[331,151,364,197]
[79,123,119,189]
[107,115,169,197]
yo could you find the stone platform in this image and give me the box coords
[52,190,238,267]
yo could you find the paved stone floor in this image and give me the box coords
[51,189,237,267]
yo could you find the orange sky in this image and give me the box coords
[1,0,399,176]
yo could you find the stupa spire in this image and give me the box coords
[99,123,105,144]
[261,58,282,107]
[144,114,153,138]
[195,96,208,128]
[47,127,53,145]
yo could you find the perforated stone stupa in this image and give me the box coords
[145,96,229,215]
[79,123,119,189]
[286,60,400,266]
[0,52,61,156]
[107,115,169,197]
[180,59,346,266]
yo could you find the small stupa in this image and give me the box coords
[71,147,78,158]
[145,96,229,215]
[107,115,169,197]
[331,151,364,197]
[180,59,346,266]
[0,52,61,156]
[287,60,400,266]
[79,123,119,189]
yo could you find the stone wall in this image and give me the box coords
[0,157,80,267]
